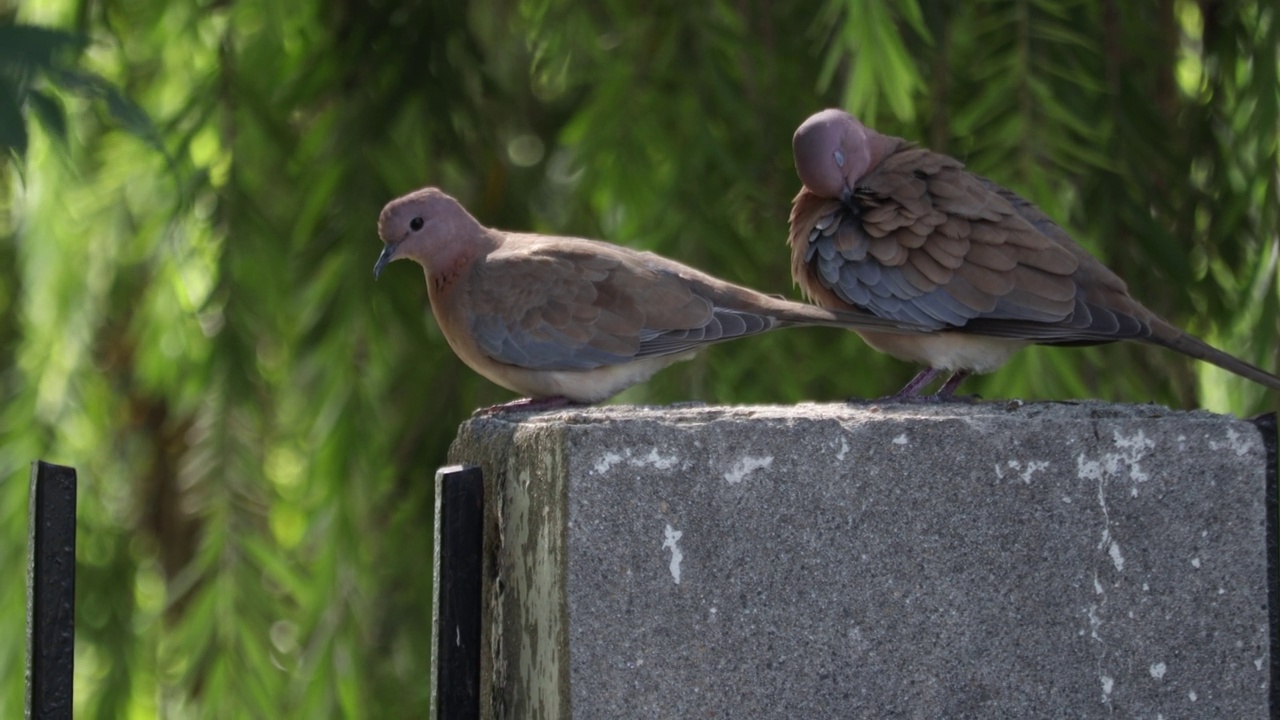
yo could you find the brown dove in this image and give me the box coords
[790,108,1280,400]
[375,186,931,409]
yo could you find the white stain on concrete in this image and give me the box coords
[892,433,909,445]
[592,447,681,475]
[1018,460,1049,483]
[1076,429,1158,583]
[1150,662,1167,679]
[835,438,849,461]
[1113,429,1155,482]
[1078,433,1143,693]
[1188,690,1197,702]
[1087,602,1103,640]
[1078,429,1156,487]
[1087,460,1120,571]
[638,448,678,470]
[1191,557,1201,569]
[724,455,773,484]
[1108,541,1125,572]
[995,459,1048,483]
[662,525,684,585]
[1023,460,1049,483]
[1076,454,1105,482]
[1209,427,1258,457]
[593,451,624,475]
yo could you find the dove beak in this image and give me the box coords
[373,242,398,280]
[841,186,853,204]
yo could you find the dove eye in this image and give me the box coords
[409,217,425,231]
[833,149,845,168]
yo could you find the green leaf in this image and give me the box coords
[24,88,66,143]
[0,77,27,156]
[0,23,87,72]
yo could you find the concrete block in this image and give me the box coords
[447,402,1277,718]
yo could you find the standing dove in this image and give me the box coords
[375,186,929,409]
[789,108,1280,400]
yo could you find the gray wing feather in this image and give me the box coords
[472,315,635,370]
[471,263,781,370]
[634,308,778,358]
[803,207,1155,343]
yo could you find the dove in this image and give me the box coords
[789,108,1280,400]
[375,186,930,409]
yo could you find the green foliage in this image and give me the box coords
[0,19,163,163]
[0,22,83,156]
[0,0,1276,716]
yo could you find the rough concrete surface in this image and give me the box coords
[447,401,1276,719]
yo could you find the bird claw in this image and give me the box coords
[846,391,981,405]
[843,367,978,404]
[473,396,577,416]
[912,391,981,404]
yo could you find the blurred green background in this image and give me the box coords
[2,0,1277,716]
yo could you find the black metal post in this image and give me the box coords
[26,461,77,720]
[433,464,484,720]
[1251,412,1278,715]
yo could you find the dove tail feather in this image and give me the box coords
[1148,321,1280,391]
[768,302,925,335]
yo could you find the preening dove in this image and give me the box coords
[376,187,930,409]
[789,108,1280,399]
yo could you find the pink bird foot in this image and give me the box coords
[473,396,578,416]
[847,369,977,404]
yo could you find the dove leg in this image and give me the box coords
[930,370,972,400]
[867,368,976,404]
[889,367,944,399]
[847,367,943,404]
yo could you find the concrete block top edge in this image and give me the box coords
[458,399,1265,430]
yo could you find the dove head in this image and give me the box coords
[793,109,885,202]
[374,187,487,280]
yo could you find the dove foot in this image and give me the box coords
[850,369,975,404]
[474,396,579,416]
[851,391,980,405]
[907,391,981,404]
